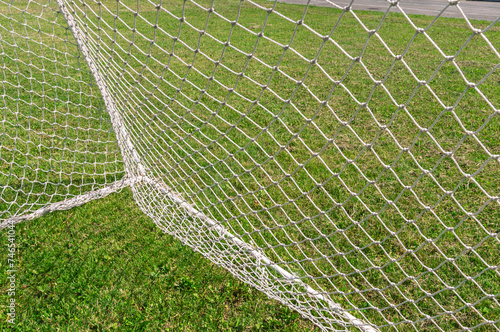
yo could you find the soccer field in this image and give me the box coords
[1,188,317,331]
[0,0,498,330]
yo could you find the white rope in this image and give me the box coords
[54,0,147,178]
[1,0,498,331]
[0,0,125,222]
[0,178,131,229]
[138,174,378,331]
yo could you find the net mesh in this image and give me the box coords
[1,0,499,331]
[0,0,125,220]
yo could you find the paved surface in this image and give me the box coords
[276,0,500,21]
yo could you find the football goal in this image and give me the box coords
[0,0,498,330]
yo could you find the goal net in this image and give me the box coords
[1,0,498,330]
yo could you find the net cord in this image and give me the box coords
[50,1,378,330]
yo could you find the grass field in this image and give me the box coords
[0,188,316,331]
[0,0,499,331]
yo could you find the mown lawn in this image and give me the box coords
[0,0,499,331]
[0,188,317,331]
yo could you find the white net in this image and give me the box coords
[1,0,499,330]
[0,0,126,222]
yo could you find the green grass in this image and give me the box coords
[0,188,316,331]
[0,0,499,331]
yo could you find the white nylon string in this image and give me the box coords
[0,1,498,331]
[0,0,125,221]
